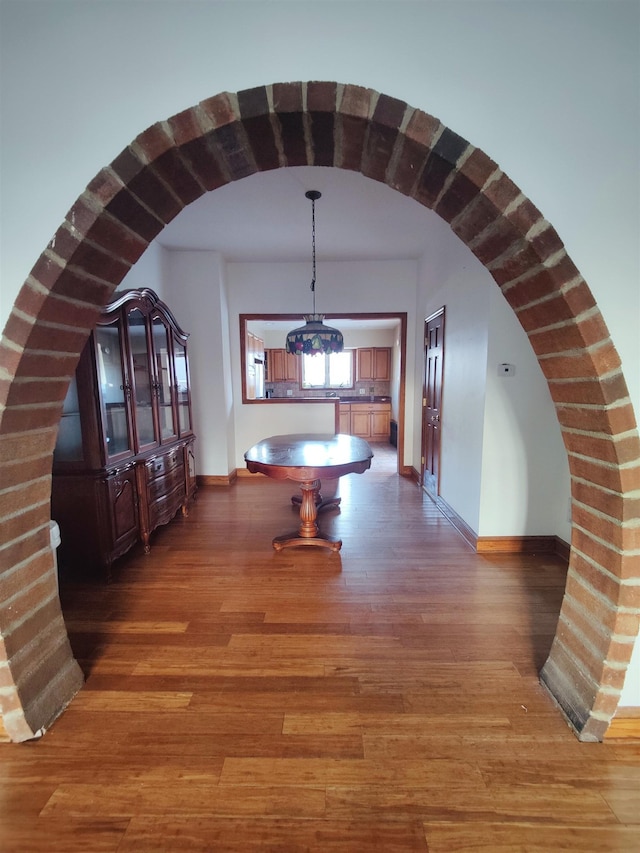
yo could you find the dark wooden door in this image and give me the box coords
[422,309,445,498]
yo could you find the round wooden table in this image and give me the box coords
[244,433,373,551]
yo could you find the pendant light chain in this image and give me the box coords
[285,189,344,355]
[310,193,317,313]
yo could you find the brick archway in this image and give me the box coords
[1,82,638,742]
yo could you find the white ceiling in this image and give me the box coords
[157,166,438,262]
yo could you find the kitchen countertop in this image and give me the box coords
[261,396,390,403]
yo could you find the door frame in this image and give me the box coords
[421,307,445,498]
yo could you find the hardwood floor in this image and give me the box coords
[2,443,639,852]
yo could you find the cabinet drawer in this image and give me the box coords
[350,403,390,413]
[149,483,185,528]
[145,447,182,481]
[147,464,185,502]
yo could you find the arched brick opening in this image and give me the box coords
[1,82,638,743]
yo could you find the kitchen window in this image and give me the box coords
[301,350,354,390]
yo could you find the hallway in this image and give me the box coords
[1,448,638,852]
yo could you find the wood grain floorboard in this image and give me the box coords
[1,445,638,852]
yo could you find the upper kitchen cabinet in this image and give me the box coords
[356,347,391,382]
[266,348,299,383]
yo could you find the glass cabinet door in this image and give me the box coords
[151,314,177,443]
[173,339,192,435]
[53,374,84,463]
[95,319,133,459]
[127,307,157,449]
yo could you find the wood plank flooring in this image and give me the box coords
[2,444,639,852]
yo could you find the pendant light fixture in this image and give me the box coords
[285,190,344,355]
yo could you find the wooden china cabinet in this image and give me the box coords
[52,289,196,581]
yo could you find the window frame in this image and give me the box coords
[300,349,355,391]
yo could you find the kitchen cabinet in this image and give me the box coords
[340,402,391,442]
[266,348,299,383]
[339,404,351,433]
[52,288,196,580]
[356,347,391,382]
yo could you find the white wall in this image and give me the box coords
[480,288,571,539]
[228,259,418,469]
[162,250,237,475]
[415,208,571,541]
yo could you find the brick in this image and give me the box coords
[451,193,503,244]
[0,571,56,630]
[135,121,175,161]
[565,574,640,636]
[147,148,206,207]
[573,479,640,524]
[3,595,61,659]
[5,314,90,356]
[556,402,637,435]
[362,120,399,183]
[272,83,307,166]
[414,150,456,209]
[15,285,100,331]
[502,253,582,308]
[529,222,565,259]
[0,455,54,490]
[103,187,165,244]
[340,84,374,120]
[458,147,498,190]
[559,600,611,660]
[9,630,76,713]
[435,171,482,224]
[528,314,613,357]
[548,372,630,407]
[503,197,544,239]
[169,106,207,146]
[177,134,229,192]
[210,122,257,182]
[237,85,270,120]
[13,350,78,379]
[490,240,551,288]
[572,505,635,551]
[538,343,621,381]
[404,108,441,149]
[482,171,521,213]
[111,151,183,225]
[278,110,308,167]
[31,259,118,307]
[308,111,335,167]
[0,405,64,436]
[198,91,239,130]
[340,113,367,172]
[572,528,640,583]
[470,216,522,266]
[0,525,50,578]
[0,430,58,466]
[65,197,148,266]
[307,81,338,113]
[516,293,592,331]
[561,430,640,467]
[0,478,51,520]
[4,377,70,407]
[272,82,304,114]
[387,135,430,197]
[541,640,599,732]
[569,455,640,493]
[238,86,280,172]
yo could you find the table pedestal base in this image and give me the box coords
[273,479,342,552]
[272,532,342,552]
